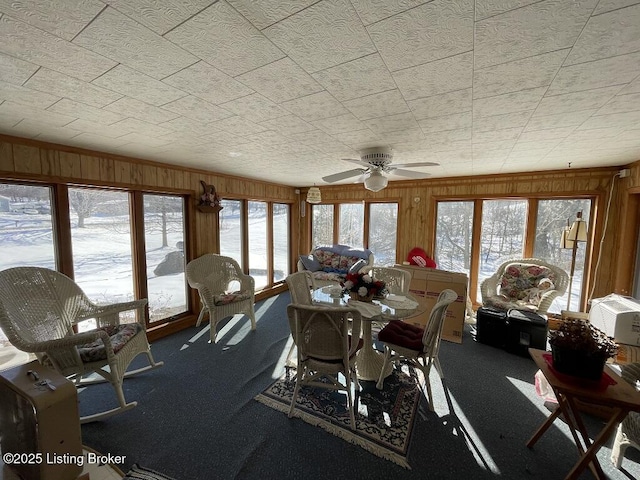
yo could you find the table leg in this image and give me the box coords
[356,320,393,381]
[527,403,563,448]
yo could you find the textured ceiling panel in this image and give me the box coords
[0,0,639,187]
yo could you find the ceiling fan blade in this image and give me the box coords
[342,158,371,167]
[388,168,432,179]
[322,168,366,183]
[392,161,439,168]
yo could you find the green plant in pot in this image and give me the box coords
[549,318,618,380]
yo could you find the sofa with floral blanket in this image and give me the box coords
[297,245,374,288]
[480,258,569,315]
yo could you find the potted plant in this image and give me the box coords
[342,272,386,302]
[549,317,618,380]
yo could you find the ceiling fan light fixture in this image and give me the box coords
[306,186,322,203]
[364,171,388,192]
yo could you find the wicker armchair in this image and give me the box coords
[361,266,411,295]
[287,304,363,430]
[186,254,256,343]
[611,362,640,468]
[376,289,457,411]
[480,258,569,315]
[0,267,163,423]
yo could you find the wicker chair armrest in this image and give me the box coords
[620,363,640,387]
[480,277,498,300]
[25,329,112,355]
[77,299,148,328]
[238,273,255,291]
[537,290,560,315]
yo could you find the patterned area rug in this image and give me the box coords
[255,365,422,468]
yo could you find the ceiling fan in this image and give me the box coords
[321,147,439,192]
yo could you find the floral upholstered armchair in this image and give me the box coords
[480,258,569,315]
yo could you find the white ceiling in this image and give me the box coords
[1,0,640,187]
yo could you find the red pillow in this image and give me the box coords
[407,247,436,268]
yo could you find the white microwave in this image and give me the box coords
[589,295,640,346]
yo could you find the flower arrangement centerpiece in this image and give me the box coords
[342,272,386,302]
[549,317,618,380]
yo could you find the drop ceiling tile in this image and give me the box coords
[350,0,426,25]
[473,127,523,143]
[92,65,186,106]
[264,0,376,73]
[534,86,622,116]
[210,115,268,136]
[380,128,426,144]
[288,129,339,146]
[475,0,541,20]
[103,0,212,35]
[578,110,640,130]
[227,0,318,30]
[281,91,349,122]
[64,118,131,138]
[48,98,125,125]
[103,97,180,125]
[565,4,640,65]
[474,50,568,99]
[311,113,367,135]
[524,109,596,131]
[115,132,173,147]
[518,126,577,142]
[408,89,472,120]
[156,131,211,146]
[236,57,324,104]
[0,120,46,139]
[565,127,623,141]
[219,93,289,123]
[368,0,473,72]
[67,132,130,149]
[0,52,38,85]
[0,15,116,82]
[392,52,473,101]
[474,0,597,68]
[423,128,472,144]
[366,112,419,133]
[596,92,640,115]
[11,119,80,140]
[311,54,395,101]
[199,130,254,146]
[243,130,291,146]
[110,118,174,137]
[0,0,104,40]
[165,2,284,77]
[158,116,214,136]
[73,7,198,80]
[0,101,76,126]
[333,128,381,147]
[473,110,533,133]
[593,0,640,15]
[258,114,315,135]
[0,80,59,109]
[163,62,254,105]
[419,112,472,133]
[343,89,410,120]
[161,96,233,124]
[546,51,640,96]
[619,75,640,95]
[473,87,546,118]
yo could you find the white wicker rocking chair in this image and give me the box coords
[0,267,163,423]
[186,254,256,343]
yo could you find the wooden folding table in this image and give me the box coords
[527,348,640,480]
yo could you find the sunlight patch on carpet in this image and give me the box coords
[255,365,422,468]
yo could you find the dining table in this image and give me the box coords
[312,287,423,381]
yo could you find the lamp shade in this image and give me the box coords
[560,226,574,249]
[364,171,388,192]
[567,215,588,242]
[306,186,321,204]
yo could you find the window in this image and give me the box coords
[219,199,243,264]
[273,203,290,283]
[434,201,474,277]
[311,204,333,247]
[534,199,591,312]
[143,194,187,322]
[477,199,528,298]
[369,203,398,266]
[339,203,364,248]
[248,201,268,290]
[69,187,135,306]
[0,183,56,271]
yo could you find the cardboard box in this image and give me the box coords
[615,343,640,364]
[394,265,468,344]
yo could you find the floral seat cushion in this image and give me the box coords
[485,263,557,311]
[78,323,142,363]
[214,291,252,306]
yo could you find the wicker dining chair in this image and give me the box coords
[287,304,363,430]
[186,254,256,343]
[611,362,640,468]
[361,266,411,295]
[284,272,315,370]
[0,266,163,423]
[376,289,457,411]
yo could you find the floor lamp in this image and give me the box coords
[561,211,588,310]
